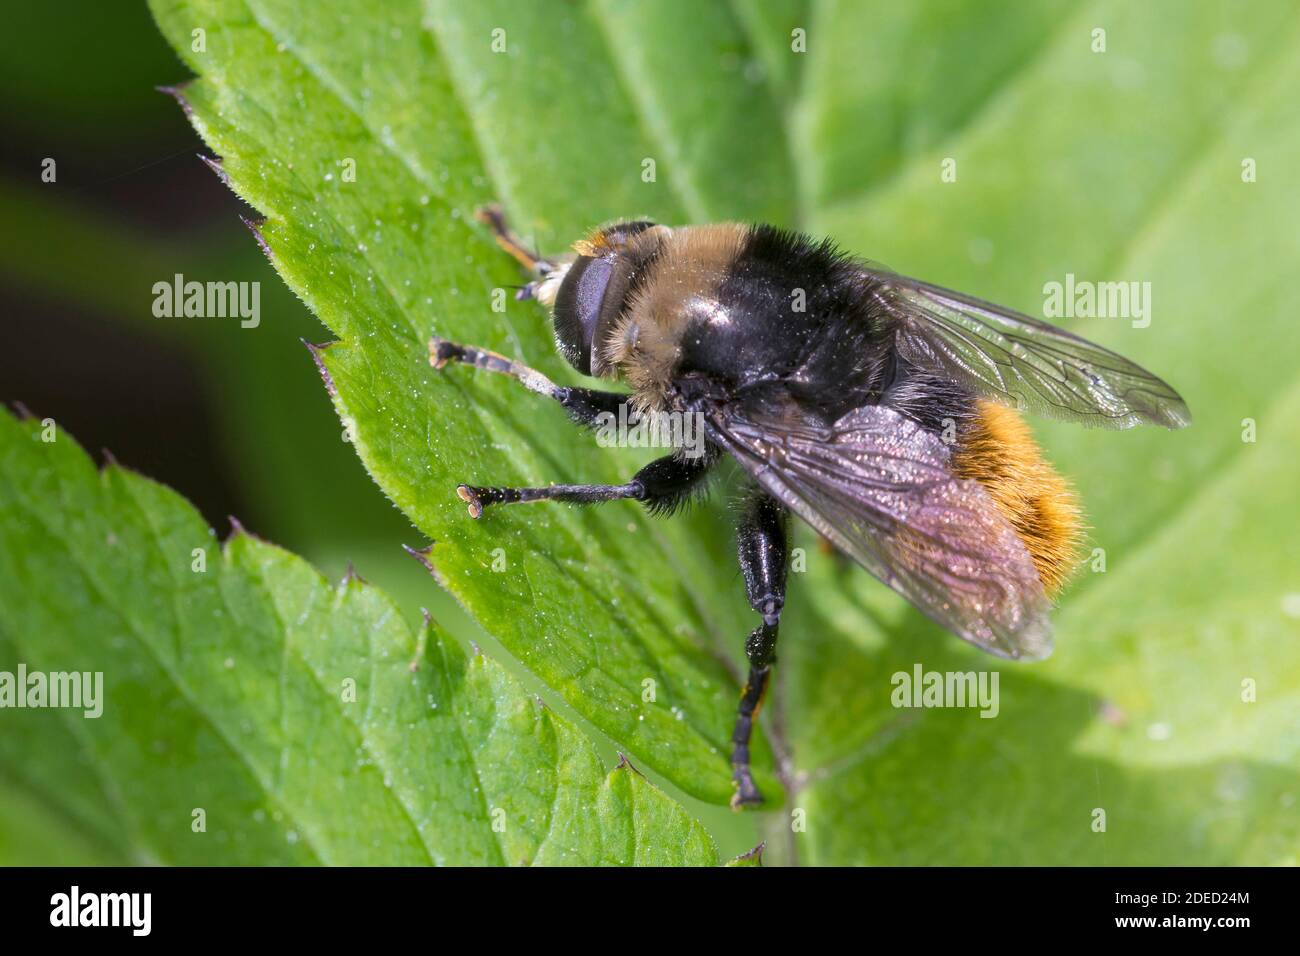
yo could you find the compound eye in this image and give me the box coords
[599,220,656,247]
[552,254,613,375]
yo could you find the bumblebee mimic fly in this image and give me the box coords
[429,205,1190,807]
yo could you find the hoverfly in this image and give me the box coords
[430,207,1189,806]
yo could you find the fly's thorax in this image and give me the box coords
[557,220,888,418]
[613,223,893,422]
[605,223,750,399]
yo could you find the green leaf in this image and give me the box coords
[724,841,766,868]
[0,410,719,865]
[147,0,787,805]
[776,0,1300,864]
[145,0,1300,863]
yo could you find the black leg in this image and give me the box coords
[457,453,714,519]
[430,336,630,429]
[731,490,789,808]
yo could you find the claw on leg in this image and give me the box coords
[731,770,764,810]
[429,336,462,370]
[456,484,484,519]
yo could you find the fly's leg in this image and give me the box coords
[431,339,712,514]
[430,337,627,428]
[475,203,556,280]
[456,454,713,519]
[731,490,790,809]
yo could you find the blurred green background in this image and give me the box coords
[0,2,425,593]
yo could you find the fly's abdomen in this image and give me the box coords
[951,400,1084,596]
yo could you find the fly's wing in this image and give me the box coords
[862,268,1191,429]
[707,401,1052,659]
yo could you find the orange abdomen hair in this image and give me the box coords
[951,401,1084,596]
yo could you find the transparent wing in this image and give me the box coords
[707,401,1052,659]
[863,268,1191,429]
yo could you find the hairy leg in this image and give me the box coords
[731,490,790,808]
[456,453,713,519]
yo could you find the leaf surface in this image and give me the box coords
[0,410,718,865]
